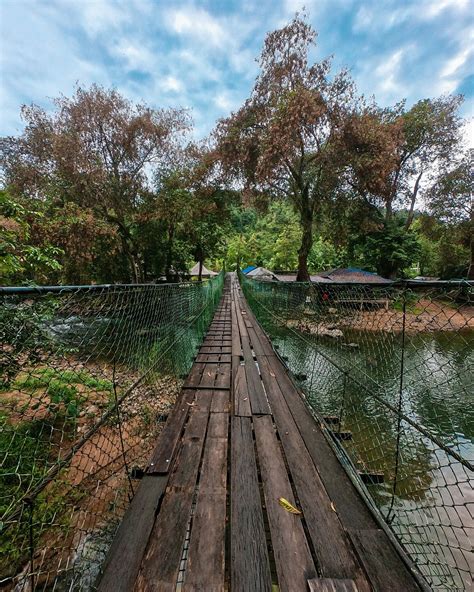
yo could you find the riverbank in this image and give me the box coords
[287,301,474,336]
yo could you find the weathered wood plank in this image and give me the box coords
[348,529,421,592]
[147,390,195,474]
[207,410,229,438]
[183,362,205,388]
[253,415,317,590]
[308,579,359,592]
[98,475,168,592]
[134,411,209,592]
[241,336,270,415]
[257,356,369,590]
[184,427,227,591]
[215,362,231,389]
[231,416,272,592]
[264,356,379,531]
[234,364,252,417]
[210,389,230,413]
[231,301,241,357]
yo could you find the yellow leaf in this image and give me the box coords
[278,497,302,515]
[331,502,336,512]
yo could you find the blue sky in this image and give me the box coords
[1,0,473,141]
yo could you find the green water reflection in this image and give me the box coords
[265,322,473,589]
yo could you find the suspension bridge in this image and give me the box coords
[0,273,472,591]
[98,274,422,592]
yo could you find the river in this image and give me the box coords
[266,325,474,590]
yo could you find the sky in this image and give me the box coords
[0,0,473,141]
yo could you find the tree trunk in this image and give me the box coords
[405,172,423,231]
[165,225,175,282]
[296,192,312,282]
[198,259,203,282]
[468,234,474,280]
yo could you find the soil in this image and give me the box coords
[1,358,180,591]
[287,302,474,337]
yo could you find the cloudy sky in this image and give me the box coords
[1,0,472,139]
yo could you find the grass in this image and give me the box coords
[13,367,114,419]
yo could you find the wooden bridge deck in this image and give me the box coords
[99,273,421,592]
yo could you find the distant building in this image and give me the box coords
[313,268,392,284]
[246,267,280,281]
[275,268,392,284]
[242,265,257,274]
[189,263,218,278]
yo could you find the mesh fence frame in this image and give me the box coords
[240,272,474,591]
[0,274,224,591]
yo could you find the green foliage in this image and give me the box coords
[355,219,421,278]
[308,237,346,272]
[0,298,57,389]
[0,414,78,576]
[0,190,63,283]
[15,368,113,419]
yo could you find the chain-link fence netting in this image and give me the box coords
[0,273,223,591]
[240,272,473,591]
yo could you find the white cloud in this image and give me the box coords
[423,0,469,19]
[162,75,183,93]
[166,7,226,48]
[440,46,471,79]
[353,6,373,32]
[113,40,155,71]
[374,48,406,96]
[214,92,234,111]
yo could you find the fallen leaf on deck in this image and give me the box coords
[278,497,302,515]
[331,502,336,512]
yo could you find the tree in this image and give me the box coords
[426,149,473,278]
[0,85,190,282]
[341,96,464,277]
[215,16,355,280]
[0,189,63,283]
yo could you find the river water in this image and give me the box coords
[266,325,474,590]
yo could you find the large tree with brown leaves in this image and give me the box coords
[0,85,190,282]
[214,16,355,280]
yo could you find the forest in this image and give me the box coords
[1,17,472,285]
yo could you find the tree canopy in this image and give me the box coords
[0,18,472,285]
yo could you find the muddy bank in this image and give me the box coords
[1,358,180,590]
[287,302,474,336]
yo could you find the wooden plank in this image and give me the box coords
[199,346,232,354]
[241,336,270,415]
[231,416,272,592]
[211,389,230,413]
[253,415,317,591]
[215,361,231,389]
[235,303,248,338]
[98,475,168,592]
[265,355,377,531]
[308,579,359,592]
[234,364,252,417]
[231,301,241,357]
[135,411,209,592]
[184,425,227,591]
[246,318,275,356]
[207,410,228,438]
[257,356,369,590]
[193,390,214,412]
[147,390,194,474]
[348,530,421,592]
[199,364,217,388]
[183,362,205,388]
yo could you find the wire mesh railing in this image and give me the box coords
[0,273,224,591]
[240,271,473,591]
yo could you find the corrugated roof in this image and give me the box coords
[242,265,257,274]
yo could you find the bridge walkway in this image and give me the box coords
[98,273,421,592]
